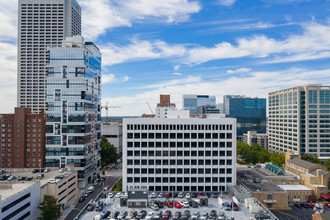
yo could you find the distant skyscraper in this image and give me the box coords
[45,36,101,187]
[183,95,216,114]
[223,95,266,138]
[268,84,330,160]
[18,0,81,113]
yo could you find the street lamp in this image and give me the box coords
[39,159,41,174]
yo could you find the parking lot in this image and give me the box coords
[79,192,256,219]
[272,204,330,220]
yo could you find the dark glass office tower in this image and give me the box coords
[223,95,266,139]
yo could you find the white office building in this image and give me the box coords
[101,122,123,154]
[18,0,81,113]
[123,113,237,192]
[268,84,330,160]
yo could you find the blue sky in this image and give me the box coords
[1,0,330,116]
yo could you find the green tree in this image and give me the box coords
[325,159,330,171]
[38,195,61,220]
[101,136,119,166]
[270,153,285,166]
[301,153,321,164]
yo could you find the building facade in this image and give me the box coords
[123,116,237,192]
[223,95,266,139]
[45,36,101,187]
[101,122,123,155]
[268,84,330,159]
[18,0,81,113]
[183,95,216,115]
[156,95,176,118]
[0,108,46,168]
[243,131,268,150]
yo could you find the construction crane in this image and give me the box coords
[146,101,154,114]
[101,102,121,122]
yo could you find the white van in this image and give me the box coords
[87,186,95,193]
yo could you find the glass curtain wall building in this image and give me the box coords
[183,95,216,115]
[45,36,102,187]
[268,84,330,160]
[223,95,266,139]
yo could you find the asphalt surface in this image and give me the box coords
[272,205,330,220]
[65,176,121,220]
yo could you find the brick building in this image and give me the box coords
[0,108,46,168]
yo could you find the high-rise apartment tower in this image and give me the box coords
[18,0,81,113]
[268,84,330,160]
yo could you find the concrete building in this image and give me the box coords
[18,0,81,114]
[197,105,220,115]
[243,131,268,150]
[101,122,123,155]
[223,95,266,139]
[183,95,216,115]
[155,95,177,118]
[268,84,330,160]
[45,36,102,188]
[123,112,237,192]
[0,181,41,220]
[284,151,330,197]
[0,107,46,168]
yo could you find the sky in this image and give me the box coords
[1,0,330,116]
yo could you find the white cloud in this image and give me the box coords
[102,67,330,116]
[101,39,186,66]
[185,22,330,65]
[80,0,201,40]
[0,1,17,42]
[218,0,236,6]
[102,74,130,84]
[172,72,183,76]
[226,68,251,74]
[174,64,181,71]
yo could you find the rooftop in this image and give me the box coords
[277,185,313,191]
[237,169,285,192]
[287,158,317,169]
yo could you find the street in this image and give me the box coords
[64,176,121,220]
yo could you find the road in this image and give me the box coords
[105,168,122,177]
[65,176,121,220]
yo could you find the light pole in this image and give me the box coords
[39,159,41,174]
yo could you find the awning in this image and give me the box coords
[320,193,330,200]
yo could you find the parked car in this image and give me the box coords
[108,192,114,198]
[95,201,103,212]
[153,211,162,220]
[254,213,271,219]
[232,202,239,211]
[86,204,94,211]
[302,202,309,208]
[84,191,91,198]
[191,192,198,198]
[26,177,33,181]
[164,200,173,208]
[0,174,10,180]
[182,210,191,220]
[18,176,26,181]
[178,192,185,198]
[209,210,217,219]
[136,210,147,219]
[307,203,315,208]
[162,210,171,219]
[217,212,226,220]
[164,192,172,198]
[172,211,181,220]
[150,192,158,198]
[150,203,159,210]
[158,193,164,198]
[43,168,50,173]
[294,203,302,209]
[173,192,179,198]
[174,202,182,208]
[0,170,6,175]
[213,193,219,198]
[186,193,191,199]
[78,196,85,203]
[224,202,231,211]
[87,186,95,193]
[59,168,65,172]
[8,175,16,181]
[201,213,208,220]
[191,211,200,220]
[116,192,122,198]
[189,200,200,208]
[32,169,39,173]
[324,202,330,208]
[118,211,128,219]
[100,192,107,198]
[54,175,64,179]
[48,179,60,183]
[109,211,120,219]
[125,211,137,220]
[145,212,154,220]
[100,211,110,219]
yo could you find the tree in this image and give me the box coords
[38,195,61,220]
[301,153,321,164]
[101,136,119,166]
[325,159,330,171]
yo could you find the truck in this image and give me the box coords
[87,186,95,193]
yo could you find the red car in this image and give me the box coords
[324,202,330,208]
[174,202,182,208]
[307,203,314,208]
[162,210,172,219]
[231,202,239,211]
[164,192,172,198]
[164,200,173,208]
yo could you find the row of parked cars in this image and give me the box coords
[294,201,323,209]
[150,192,219,199]
[0,174,34,181]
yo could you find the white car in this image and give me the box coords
[186,193,191,199]
[192,212,200,220]
[145,212,154,220]
[201,213,208,220]
[150,192,158,198]
[116,192,122,198]
[43,168,50,173]
[108,192,114,198]
[183,201,190,208]
[158,192,163,198]
[178,192,185,198]
[59,168,65,173]
[48,179,60,183]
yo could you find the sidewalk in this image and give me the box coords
[60,188,85,220]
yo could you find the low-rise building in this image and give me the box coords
[243,131,268,150]
[284,151,330,197]
[101,122,123,155]
[277,185,313,203]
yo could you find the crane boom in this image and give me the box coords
[101,102,121,122]
[146,101,154,114]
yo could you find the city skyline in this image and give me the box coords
[1,0,330,116]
